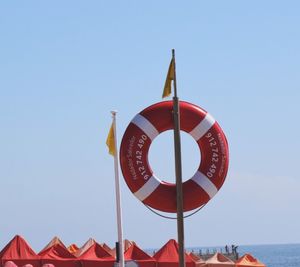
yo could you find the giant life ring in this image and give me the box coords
[120,101,229,213]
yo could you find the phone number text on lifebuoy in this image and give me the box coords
[205,132,220,179]
[126,134,150,181]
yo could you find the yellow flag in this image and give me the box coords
[106,123,115,156]
[162,58,175,98]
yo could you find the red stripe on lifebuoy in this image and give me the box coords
[120,101,229,213]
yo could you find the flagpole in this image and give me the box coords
[111,111,125,267]
[171,49,186,267]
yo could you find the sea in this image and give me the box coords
[238,244,300,267]
[147,244,300,267]
[190,244,300,267]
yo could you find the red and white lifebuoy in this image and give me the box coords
[120,101,229,213]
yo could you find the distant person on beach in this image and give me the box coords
[231,245,238,254]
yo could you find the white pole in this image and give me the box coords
[111,111,125,267]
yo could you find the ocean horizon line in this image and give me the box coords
[145,242,300,252]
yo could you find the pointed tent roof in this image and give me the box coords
[102,243,111,251]
[79,242,115,267]
[83,239,96,249]
[236,254,265,267]
[124,243,156,267]
[75,238,96,257]
[189,252,205,266]
[78,242,115,267]
[101,243,113,256]
[79,242,114,260]
[205,253,235,267]
[153,239,194,262]
[39,243,80,267]
[39,243,76,259]
[39,237,67,255]
[153,239,195,267]
[0,235,38,260]
[124,244,154,260]
[124,240,135,252]
[110,239,135,257]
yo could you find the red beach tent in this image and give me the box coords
[153,239,196,267]
[78,242,115,267]
[203,253,235,267]
[124,243,156,267]
[74,239,96,258]
[110,240,135,258]
[38,243,80,267]
[236,254,265,267]
[101,244,113,257]
[188,253,205,267]
[0,235,40,267]
[39,237,67,255]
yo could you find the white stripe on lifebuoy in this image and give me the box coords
[131,114,159,141]
[189,113,215,141]
[134,175,161,201]
[191,171,218,199]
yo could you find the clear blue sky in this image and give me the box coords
[1,1,299,252]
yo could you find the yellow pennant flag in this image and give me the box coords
[162,58,175,98]
[106,123,116,156]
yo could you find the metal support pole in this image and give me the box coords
[111,112,125,267]
[171,49,186,267]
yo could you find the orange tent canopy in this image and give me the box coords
[204,253,235,267]
[236,254,265,267]
[68,244,79,254]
